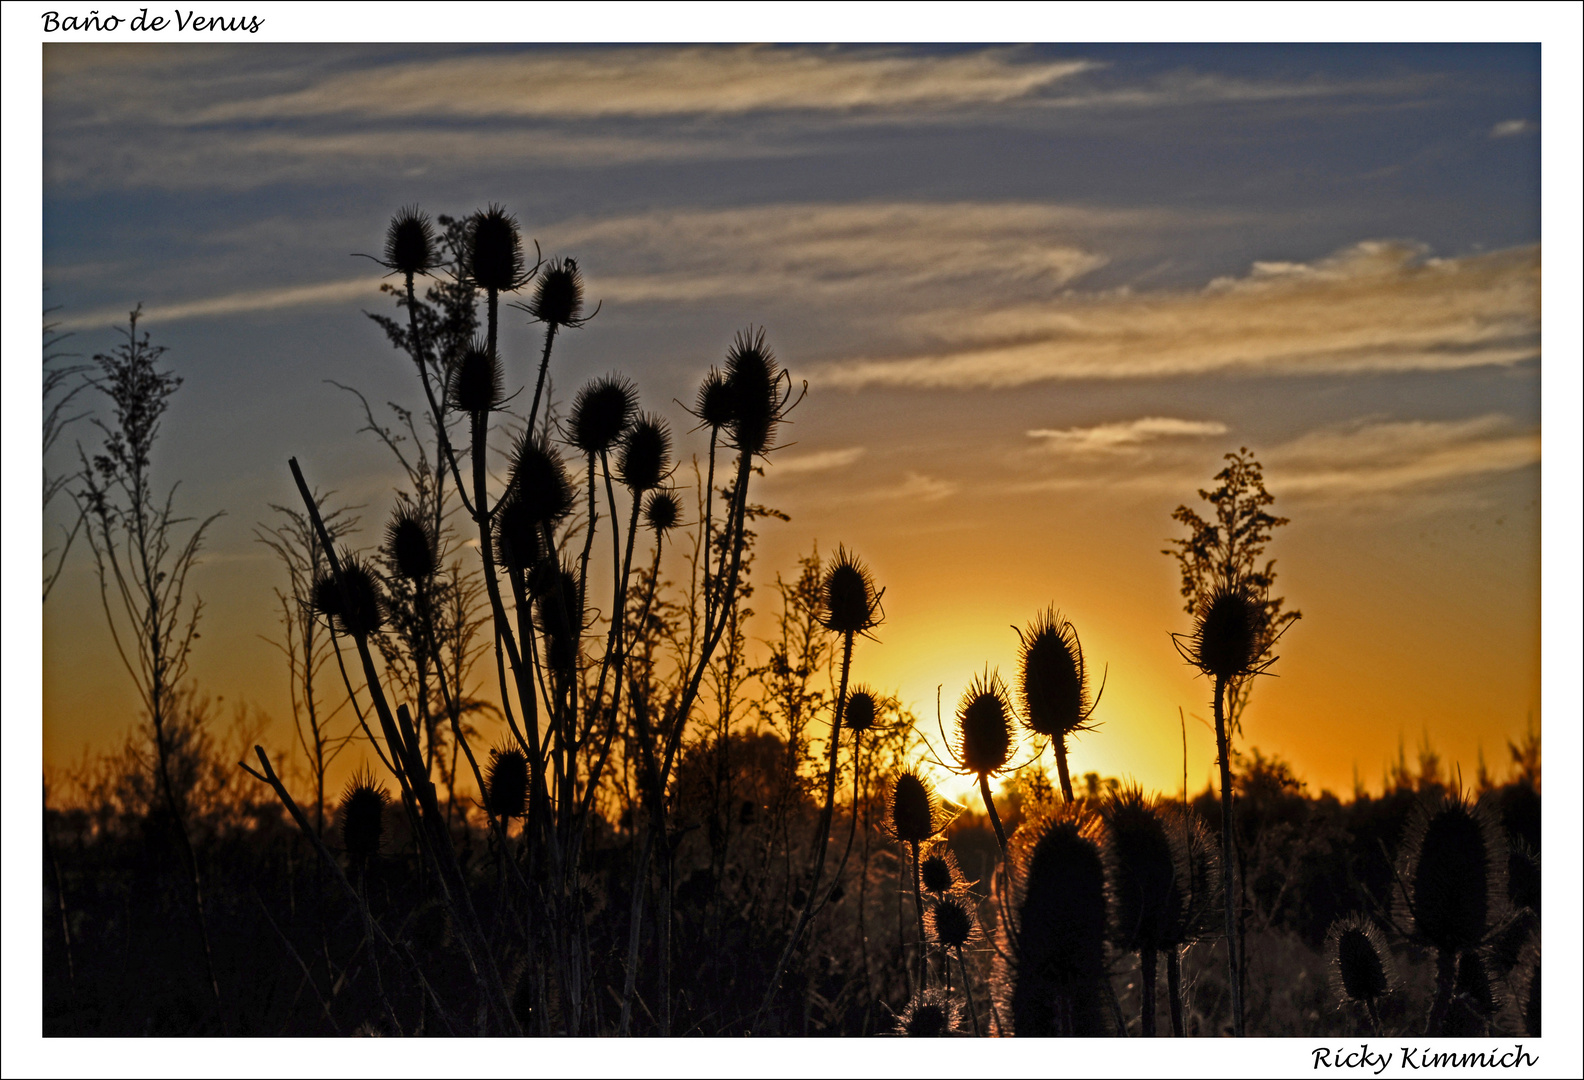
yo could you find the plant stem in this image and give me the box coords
[1212,673,1244,1036]
[979,773,1008,856]
[1140,947,1158,1037]
[1055,732,1075,802]
[1166,946,1185,1036]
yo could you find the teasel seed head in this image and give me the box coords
[819,546,882,636]
[1507,840,1540,914]
[385,507,437,581]
[1400,791,1506,956]
[1325,914,1394,1008]
[447,337,503,415]
[617,413,673,493]
[1446,950,1502,1036]
[339,768,389,860]
[919,841,964,896]
[955,669,1017,778]
[998,803,1113,1035]
[493,490,546,575]
[1157,804,1221,948]
[1189,583,1268,681]
[723,326,786,456]
[508,433,575,526]
[643,489,681,536]
[384,205,437,278]
[485,746,529,819]
[693,367,735,431]
[896,990,959,1037]
[1100,785,1178,955]
[528,256,585,327]
[466,204,526,293]
[535,561,582,677]
[567,374,637,456]
[885,767,945,846]
[1017,608,1095,738]
[312,551,385,637]
[842,685,878,733]
[927,895,976,949]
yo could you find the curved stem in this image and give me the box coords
[527,322,557,441]
[956,946,982,1037]
[979,773,1008,856]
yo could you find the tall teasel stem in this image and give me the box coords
[909,840,929,991]
[1212,673,1244,1036]
[1166,948,1185,1036]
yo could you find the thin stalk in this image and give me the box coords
[1212,673,1244,1037]
[956,946,982,1037]
[1140,947,1158,1037]
[910,840,929,991]
[1166,946,1185,1036]
[527,322,557,441]
[1055,733,1075,803]
[1426,949,1457,1036]
[979,773,1008,855]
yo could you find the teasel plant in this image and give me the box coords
[1395,790,1510,1035]
[994,801,1115,1036]
[880,767,954,996]
[937,669,1019,856]
[757,548,885,1017]
[1101,785,1184,1036]
[1323,913,1395,1035]
[244,203,802,1035]
[1172,580,1281,1037]
[1017,608,1103,803]
[1152,803,1220,1037]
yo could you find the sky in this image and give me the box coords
[24,35,1566,808]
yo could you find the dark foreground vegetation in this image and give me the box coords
[42,207,1542,1037]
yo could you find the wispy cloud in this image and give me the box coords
[765,447,867,476]
[1267,414,1539,498]
[1027,416,1227,453]
[53,275,388,331]
[187,48,1098,123]
[1489,118,1535,137]
[816,242,1539,387]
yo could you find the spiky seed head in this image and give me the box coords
[384,206,436,277]
[485,747,529,819]
[535,563,582,676]
[928,896,975,949]
[340,770,389,859]
[466,204,524,293]
[695,367,735,430]
[313,553,385,637]
[1158,805,1221,948]
[886,768,940,845]
[494,491,545,574]
[1101,786,1177,953]
[448,338,502,414]
[897,990,958,1037]
[568,375,637,455]
[1018,608,1091,738]
[1325,914,1393,1006]
[723,326,783,455]
[529,256,584,326]
[1191,583,1267,681]
[820,546,881,635]
[1402,792,1505,955]
[643,490,681,535]
[919,843,962,895]
[510,435,574,526]
[386,507,437,581]
[999,804,1113,1035]
[618,414,672,493]
[842,686,878,733]
[956,670,1016,778]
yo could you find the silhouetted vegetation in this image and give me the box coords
[42,209,1541,1038]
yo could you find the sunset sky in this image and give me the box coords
[27,36,1570,807]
